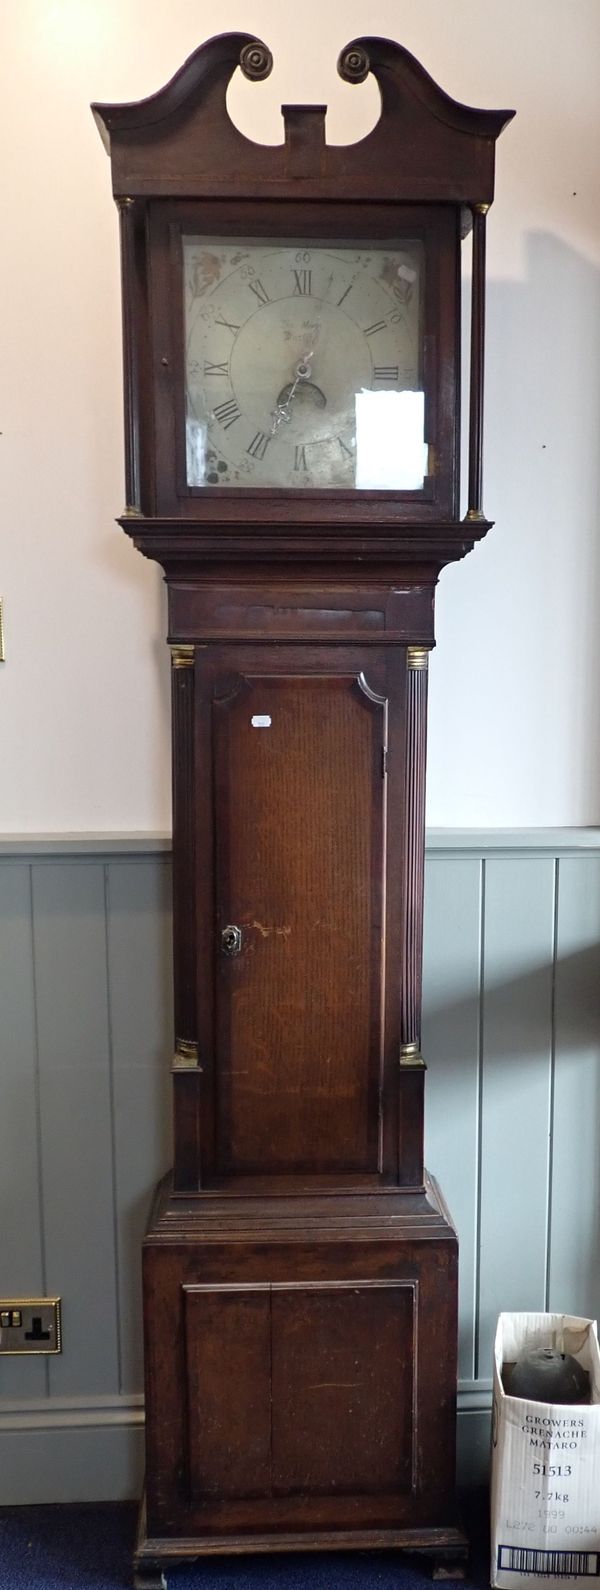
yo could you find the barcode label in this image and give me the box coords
[498,1546,600,1578]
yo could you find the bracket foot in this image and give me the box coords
[412,1544,469,1580]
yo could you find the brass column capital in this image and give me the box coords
[170,645,195,669]
[406,646,430,671]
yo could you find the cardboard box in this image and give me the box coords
[491,1313,600,1589]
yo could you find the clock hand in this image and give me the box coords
[270,352,315,435]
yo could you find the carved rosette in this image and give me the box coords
[400,646,430,1067]
[337,45,370,83]
[239,41,273,81]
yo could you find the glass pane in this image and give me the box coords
[183,237,426,491]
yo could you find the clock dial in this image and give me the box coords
[183,239,427,490]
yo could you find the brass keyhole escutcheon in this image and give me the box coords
[221,925,242,957]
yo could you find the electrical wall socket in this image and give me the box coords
[0,1298,62,1355]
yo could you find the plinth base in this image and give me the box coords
[134,1489,468,1585]
[139,1172,462,1577]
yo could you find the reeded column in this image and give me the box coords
[466,202,489,522]
[116,196,142,518]
[170,644,201,1190]
[399,644,430,1188]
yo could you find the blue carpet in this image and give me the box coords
[0,1501,489,1590]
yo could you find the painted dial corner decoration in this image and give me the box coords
[183,238,428,491]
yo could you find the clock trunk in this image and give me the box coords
[209,657,388,1179]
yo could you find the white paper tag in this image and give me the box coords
[251,715,271,728]
[355,389,428,490]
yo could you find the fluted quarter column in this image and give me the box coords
[170,644,202,1190]
[399,644,430,1187]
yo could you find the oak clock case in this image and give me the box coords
[92,34,513,1585]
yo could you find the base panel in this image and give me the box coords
[141,1172,461,1558]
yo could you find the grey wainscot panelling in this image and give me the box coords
[1,831,599,1503]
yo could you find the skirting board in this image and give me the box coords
[0,1386,490,1505]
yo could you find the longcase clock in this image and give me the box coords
[93,35,513,1586]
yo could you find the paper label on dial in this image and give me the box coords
[251,715,272,727]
